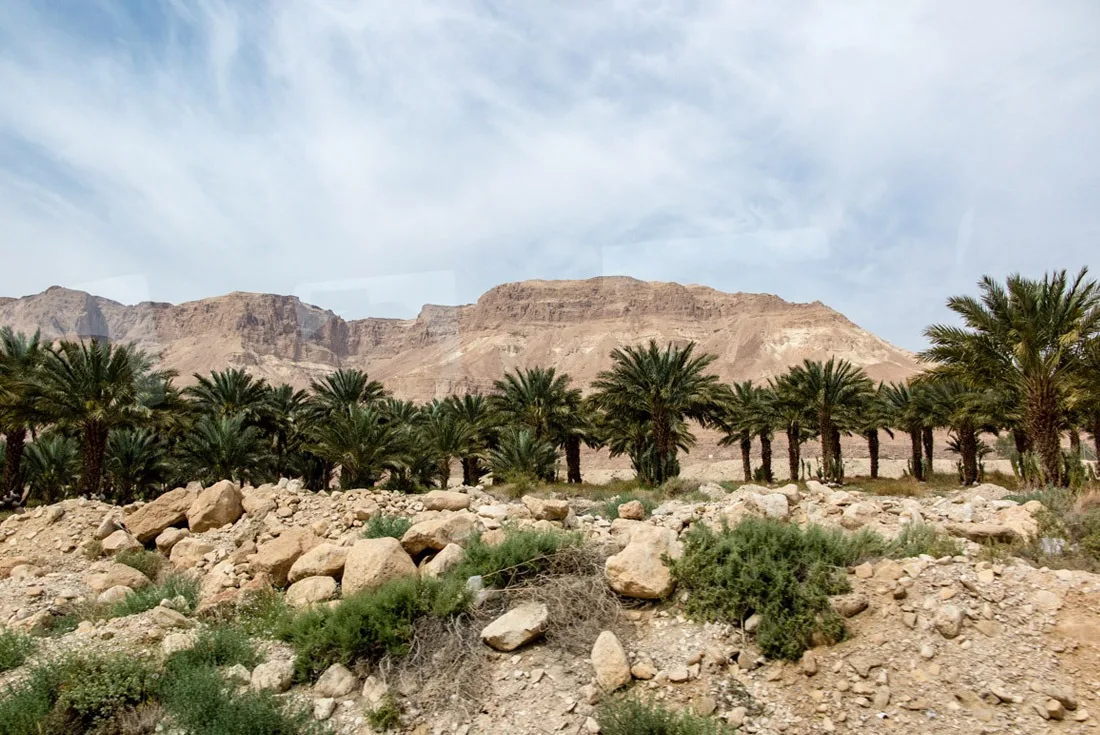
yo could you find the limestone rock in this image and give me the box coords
[747,492,790,521]
[155,527,190,554]
[480,602,550,652]
[342,537,418,594]
[935,605,964,639]
[605,524,681,600]
[170,537,215,569]
[97,585,135,605]
[422,490,471,512]
[287,543,348,583]
[101,529,142,554]
[251,660,295,693]
[286,576,338,607]
[84,563,150,593]
[833,594,869,618]
[521,496,570,521]
[419,543,466,579]
[400,512,477,556]
[313,663,358,698]
[187,479,244,533]
[124,486,198,543]
[590,631,631,692]
[251,528,320,587]
[617,500,645,520]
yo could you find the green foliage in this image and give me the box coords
[277,576,471,681]
[599,492,657,520]
[362,514,413,540]
[106,573,199,619]
[365,695,402,731]
[888,522,962,559]
[232,589,294,638]
[104,428,171,502]
[454,529,582,588]
[489,427,559,484]
[0,628,34,673]
[114,548,166,581]
[597,697,737,735]
[23,434,80,504]
[178,414,268,486]
[671,518,868,661]
[168,625,260,671]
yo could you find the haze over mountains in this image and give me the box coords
[0,277,921,399]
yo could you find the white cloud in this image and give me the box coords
[1,0,1098,349]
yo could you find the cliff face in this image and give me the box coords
[0,277,921,398]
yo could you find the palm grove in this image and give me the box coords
[1,269,1098,506]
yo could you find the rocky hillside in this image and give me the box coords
[0,278,921,398]
[0,479,1096,733]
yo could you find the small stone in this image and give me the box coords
[693,696,717,717]
[313,698,336,721]
[853,562,874,579]
[251,660,294,692]
[313,663,357,698]
[631,657,657,680]
[590,631,631,692]
[934,605,964,639]
[480,602,549,652]
[800,650,818,676]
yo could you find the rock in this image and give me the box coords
[288,543,349,583]
[251,660,295,693]
[727,707,747,728]
[833,594,869,618]
[313,663,358,698]
[44,506,65,524]
[666,666,690,683]
[155,527,190,554]
[419,543,466,579]
[150,605,195,630]
[604,524,681,600]
[853,562,874,579]
[521,496,570,521]
[101,529,142,554]
[400,512,477,556]
[241,484,278,516]
[95,514,123,540]
[1034,698,1066,721]
[313,698,336,721]
[1033,589,1063,611]
[162,631,197,656]
[800,650,818,676]
[225,664,252,686]
[0,557,29,581]
[617,500,645,520]
[1045,684,1077,711]
[361,675,389,707]
[945,522,1019,543]
[631,657,657,680]
[342,537,418,594]
[480,602,550,652]
[97,585,135,605]
[744,613,761,633]
[934,605,964,639]
[422,490,471,512]
[124,486,198,543]
[747,492,790,521]
[286,576,338,607]
[841,502,876,529]
[84,563,151,593]
[169,537,215,569]
[187,479,244,533]
[997,502,1041,541]
[251,528,320,587]
[590,631,631,692]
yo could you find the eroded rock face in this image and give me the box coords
[187,480,244,533]
[250,529,320,587]
[480,602,550,652]
[342,537,418,594]
[401,512,477,556]
[605,522,681,600]
[125,486,198,543]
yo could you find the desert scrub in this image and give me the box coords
[0,628,34,672]
[454,529,583,588]
[671,518,876,660]
[597,697,737,735]
[167,625,260,671]
[277,575,471,680]
[366,694,402,731]
[362,514,413,540]
[106,572,200,619]
[231,588,294,638]
[598,493,658,520]
[887,522,961,559]
[114,548,166,580]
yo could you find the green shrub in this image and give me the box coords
[168,625,259,671]
[599,493,658,520]
[366,694,402,731]
[233,589,293,638]
[362,515,413,540]
[115,548,166,580]
[597,697,737,735]
[107,572,200,619]
[0,628,34,673]
[454,529,582,588]
[278,576,470,681]
[671,518,875,661]
[887,523,962,559]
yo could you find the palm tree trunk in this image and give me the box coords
[867,429,880,480]
[1027,383,1063,486]
[786,424,800,482]
[461,457,474,486]
[959,422,978,485]
[759,432,773,484]
[79,422,109,497]
[910,429,924,481]
[831,426,843,481]
[739,434,752,482]
[652,415,672,485]
[1069,430,1081,454]
[1091,417,1100,465]
[1012,428,1031,455]
[565,436,582,484]
[922,427,934,481]
[2,426,27,497]
[819,412,833,482]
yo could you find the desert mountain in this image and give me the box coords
[0,277,921,398]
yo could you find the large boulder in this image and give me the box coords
[286,576,338,607]
[287,543,349,583]
[170,537,215,569]
[746,493,790,521]
[155,528,190,554]
[342,538,418,594]
[419,543,466,579]
[422,490,471,512]
[84,563,151,593]
[250,528,320,587]
[591,631,632,692]
[251,660,294,693]
[124,486,198,543]
[522,496,570,521]
[400,512,477,556]
[241,484,278,516]
[187,480,244,533]
[480,602,550,652]
[605,523,681,600]
[101,529,143,554]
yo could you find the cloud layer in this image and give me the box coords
[2,1,1098,347]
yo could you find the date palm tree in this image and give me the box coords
[590,340,729,486]
[489,427,559,484]
[919,376,997,485]
[23,433,80,504]
[33,340,174,496]
[444,393,499,486]
[308,404,400,489]
[857,383,895,480]
[177,414,267,485]
[922,269,1100,485]
[769,371,815,482]
[0,328,43,499]
[310,369,387,414]
[184,368,270,424]
[493,366,584,483]
[261,383,310,480]
[883,381,927,482]
[104,428,171,502]
[785,358,874,483]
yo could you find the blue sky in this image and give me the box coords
[2,1,1098,349]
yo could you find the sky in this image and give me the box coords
[1,1,1098,350]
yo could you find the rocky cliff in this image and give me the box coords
[0,277,921,397]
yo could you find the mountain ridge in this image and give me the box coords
[0,277,921,398]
